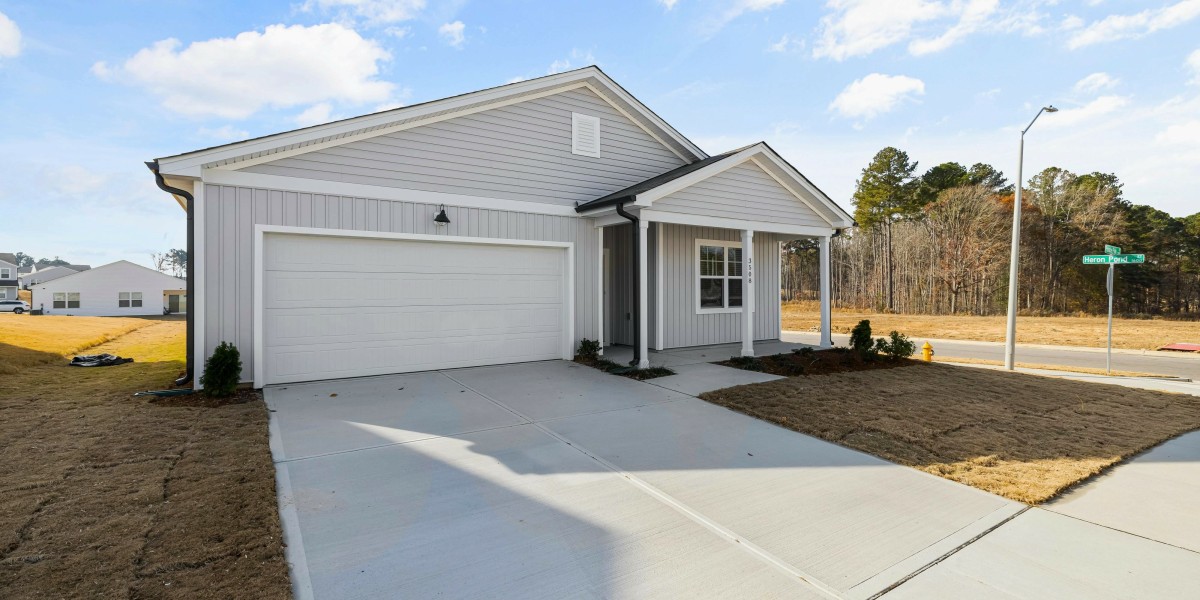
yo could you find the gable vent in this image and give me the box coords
[572,113,601,158]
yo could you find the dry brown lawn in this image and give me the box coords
[782,301,1200,350]
[0,319,291,599]
[0,313,168,374]
[701,362,1200,504]
[17,289,30,304]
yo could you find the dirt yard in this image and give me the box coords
[0,318,291,599]
[782,302,1200,350]
[701,363,1200,504]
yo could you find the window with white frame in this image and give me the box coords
[0,290,6,299]
[119,292,143,308]
[0,268,10,278]
[54,292,80,309]
[696,240,744,312]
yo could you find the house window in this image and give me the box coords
[54,292,80,309]
[0,290,6,299]
[696,240,744,313]
[0,268,10,278]
[119,292,142,308]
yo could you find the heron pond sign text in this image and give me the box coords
[1083,254,1146,265]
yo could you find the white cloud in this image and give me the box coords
[438,21,465,48]
[659,0,680,8]
[548,48,596,74]
[1068,0,1200,49]
[701,0,787,36]
[45,165,109,196]
[198,125,250,141]
[1156,120,1200,144]
[1038,95,1131,128]
[829,73,925,120]
[767,34,805,53]
[1188,49,1200,83]
[93,23,394,119]
[305,0,426,25]
[813,0,1046,61]
[1073,72,1119,93]
[0,11,21,59]
[295,103,336,126]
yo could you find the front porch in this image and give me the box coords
[595,216,835,368]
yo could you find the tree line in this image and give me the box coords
[783,147,1200,317]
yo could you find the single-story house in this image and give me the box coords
[19,264,91,288]
[147,66,852,389]
[32,260,186,317]
[0,253,19,301]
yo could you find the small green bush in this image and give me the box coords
[849,319,875,357]
[728,355,765,371]
[200,341,242,397]
[576,338,601,361]
[874,331,916,360]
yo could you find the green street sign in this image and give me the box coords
[1105,244,1121,255]
[1083,254,1145,265]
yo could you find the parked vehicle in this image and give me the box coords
[0,300,31,314]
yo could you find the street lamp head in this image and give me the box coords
[1043,105,1059,113]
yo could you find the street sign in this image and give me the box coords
[1083,254,1145,264]
[1105,244,1121,255]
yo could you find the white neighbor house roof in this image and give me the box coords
[153,66,707,179]
[33,260,184,289]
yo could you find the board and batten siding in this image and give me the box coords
[652,161,828,228]
[201,183,599,383]
[241,87,687,208]
[605,222,784,349]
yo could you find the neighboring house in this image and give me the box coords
[19,264,91,288]
[148,66,853,388]
[32,261,186,317]
[0,253,18,302]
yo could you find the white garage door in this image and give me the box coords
[261,233,568,385]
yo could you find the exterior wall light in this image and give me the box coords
[434,204,451,225]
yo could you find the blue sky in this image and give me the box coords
[1,0,1198,268]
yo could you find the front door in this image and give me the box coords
[168,294,180,313]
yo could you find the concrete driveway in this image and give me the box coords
[266,360,1023,599]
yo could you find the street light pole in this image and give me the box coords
[1004,105,1057,370]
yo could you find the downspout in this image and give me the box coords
[145,160,195,387]
[614,201,640,367]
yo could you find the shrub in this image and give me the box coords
[200,342,242,397]
[875,331,916,360]
[728,355,765,371]
[576,338,601,361]
[849,319,875,357]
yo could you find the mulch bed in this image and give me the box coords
[573,356,676,380]
[718,347,920,377]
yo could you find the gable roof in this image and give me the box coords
[0,253,17,266]
[154,66,707,178]
[31,260,184,288]
[575,142,854,229]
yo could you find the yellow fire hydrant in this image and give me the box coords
[922,342,935,362]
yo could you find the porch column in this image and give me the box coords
[820,234,832,348]
[637,219,650,369]
[741,229,755,357]
[597,226,604,355]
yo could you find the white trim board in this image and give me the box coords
[641,209,833,239]
[202,169,581,217]
[193,182,206,390]
[251,224,575,388]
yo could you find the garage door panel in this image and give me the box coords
[265,305,563,346]
[266,236,563,274]
[268,332,564,382]
[265,272,563,309]
[262,234,569,385]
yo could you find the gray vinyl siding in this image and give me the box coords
[658,224,781,349]
[201,183,599,383]
[242,87,686,207]
[653,162,829,228]
[605,222,782,349]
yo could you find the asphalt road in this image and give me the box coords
[782,331,1200,380]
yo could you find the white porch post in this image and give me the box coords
[741,229,755,357]
[819,234,832,348]
[597,226,604,355]
[637,219,650,368]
